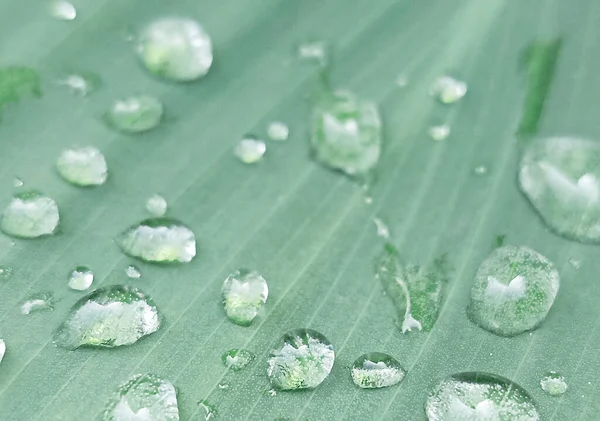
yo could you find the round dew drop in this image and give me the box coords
[234,137,266,164]
[106,95,163,134]
[56,146,108,186]
[222,349,255,371]
[351,352,406,389]
[1,191,59,238]
[540,372,568,396]
[68,266,94,291]
[222,269,268,326]
[267,122,289,141]
[146,194,168,216]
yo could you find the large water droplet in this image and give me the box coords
[267,122,289,142]
[540,372,568,396]
[21,292,54,314]
[267,329,335,390]
[68,266,94,291]
[234,137,266,164]
[222,270,268,326]
[519,137,600,243]
[0,339,5,363]
[1,191,59,238]
[117,218,196,263]
[50,1,76,21]
[56,146,108,186]
[468,245,559,337]
[351,352,406,389]
[137,18,213,82]
[146,194,167,217]
[102,373,179,421]
[54,285,160,349]
[126,265,141,279]
[197,400,216,421]
[0,265,13,281]
[106,95,164,134]
[426,372,540,421]
[222,349,255,371]
[430,76,467,104]
[311,90,382,178]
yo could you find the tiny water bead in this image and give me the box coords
[430,76,467,104]
[0,265,13,281]
[68,266,94,291]
[474,165,488,175]
[54,285,160,350]
[146,194,168,217]
[137,17,213,82]
[106,95,163,134]
[222,269,268,326]
[540,372,568,396]
[222,349,255,371]
[102,374,179,421]
[21,292,54,315]
[267,329,335,391]
[373,217,390,239]
[395,74,409,88]
[298,41,327,64]
[234,137,266,164]
[267,122,289,141]
[56,146,108,186]
[428,124,450,141]
[56,73,101,97]
[519,137,600,243]
[126,265,141,279]
[1,191,59,238]
[0,339,5,363]
[50,1,76,21]
[468,245,559,337]
[117,218,196,263]
[426,372,540,421]
[351,353,406,389]
[13,178,23,187]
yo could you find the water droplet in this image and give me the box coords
[426,372,540,421]
[117,218,196,263]
[13,178,23,187]
[56,73,101,97]
[0,67,42,117]
[430,76,467,104]
[364,196,373,205]
[267,122,289,141]
[126,265,141,279]
[428,124,450,141]
[396,74,408,88]
[106,95,164,134]
[234,137,266,164]
[474,165,488,175]
[21,292,54,315]
[265,389,277,397]
[222,269,268,326]
[0,265,13,281]
[568,258,581,270]
[351,352,406,389]
[137,18,213,82]
[298,41,327,64]
[519,137,600,243]
[146,194,167,217]
[311,90,382,178]
[468,245,559,337]
[102,373,179,421]
[540,372,568,396]
[198,400,216,421]
[56,146,108,187]
[53,285,160,349]
[1,191,59,238]
[68,266,94,291]
[50,1,76,21]
[217,381,230,390]
[0,339,5,363]
[373,217,390,239]
[222,349,255,371]
[267,329,335,390]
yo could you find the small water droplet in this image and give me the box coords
[474,165,488,175]
[351,352,406,389]
[53,285,160,349]
[430,76,467,104]
[126,265,141,279]
[68,266,94,291]
[56,146,108,186]
[117,217,197,263]
[222,270,268,326]
[137,18,213,82]
[298,41,327,64]
[373,217,390,239]
[267,122,289,141]
[428,124,450,141]
[198,400,216,421]
[50,1,76,21]
[1,191,59,238]
[0,265,13,281]
[222,349,255,371]
[102,374,179,421]
[267,329,335,390]
[265,389,277,397]
[396,74,408,88]
[217,382,230,390]
[21,292,55,315]
[0,339,5,363]
[13,178,23,187]
[56,73,101,97]
[468,245,559,337]
[540,372,568,396]
[106,95,164,134]
[234,137,266,164]
[568,258,581,270]
[364,196,373,205]
[146,194,167,217]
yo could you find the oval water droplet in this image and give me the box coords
[428,124,450,141]
[102,373,179,421]
[351,352,406,389]
[68,266,94,291]
[430,76,467,104]
[267,329,335,390]
[222,349,255,371]
[267,122,289,141]
[56,146,108,186]
[137,17,213,82]
[56,73,101,97]
[53,285,160,349]
[222,269,268,326]
[474,165,488,175]
[50,1,76,21]
[234,137,266,164]
[540,372,568,396]
[21,292,54,315]
[126,265,141,279]
[1,191,59,238]
[0,265,13,281]
[117,218,196,263]
[0,339,5,363]
[146,194,167,217]
[468,245,559,336]
[298,41,327,65]
[106,95,163,134]
[426,372,540,421]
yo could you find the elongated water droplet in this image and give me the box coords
[468,245,559,337]
[519,137,600,243]
[430,76,467,104]
[117,218,196,263]
[267,122,289,141]
[426,372,540,421]
[0,265,13,281]
[198,400,216,421]
[106,95,163,134]
[146,194,167,217]
[234,137,266,164]
[222,269,268,326]
[1,191,59,238]
[267,329,335,391]
[56,73,101,97]
[21,292,54,314]
[351,352,406,389]
[373,217,390,239]
[428,124,450,141]
[0,339,5,363]
[126,265,141,279]
[540,372,567,396]
[50,1,76,21]
[54,285,160,349]
[222,349,255,371]
[137,18,213,82]
[103,373,179,421]
[298,41,327,64]
[68,266,94,291]
[56,146,108,186]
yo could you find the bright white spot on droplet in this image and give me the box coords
[430,76,467,104]
[474,165,488,175]
[50,1,76,21]
[126,265,141,279]
[21,293,54,315]
[485,275,527,300]
[428,124,450,141]
[0,339,5,363]
[267,122,289,141]
[298,41,326,64]
[576,173,599,201]
[234,138,266,164]
[364,196,373,205]
[373,217,390,239]
[146,194,167,217]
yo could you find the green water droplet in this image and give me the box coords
[1,191,59,238]
[267,122,289,141]
[222,349,255,371]
[0,339,5,363]
[50,1,76,20]
[103,373,179,421]
[0,67,42,117]
[146,194,167,217]
[0,265,13,281]
[126,265,141,279]
[56,146,108,186]
[68,266,94,291]
[56,73,101,97]
[222,269,268,326]
[540,372,567,396]
[21,292,54,315]
[198,400,216,421]
[468,245,559,337]
[117,218,196,263]
[351,352,406,389]
[106,95,164,134]
[428,124,450,141]
[426,372,540,421]
[430,76,467,104]
[234,137,266,164]
[137,18,213,82]
[519,137,600,243]
[267,329,335,391]
[53,285,160,350]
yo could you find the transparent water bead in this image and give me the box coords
[351,352,406,389]
[68,266,94,291]
[21,292,54,314]
[0,339,5,363]
[103,373,179,421]
[428,124,450,141]
[56,146,108,186]
[222,269,268,326]
[519,137,600,243]
[267,328,335,390]
[1,191,59,238]
[117,218,196,263]
[222,349,255,371]
[234,137,266,164]
[13,178,23,187]
[468,245,559,337]
[126,265,141,279]
[106,95,163,134]
[430,76,467,104]
[0,265,13,281]
[50,1,76,21]
[57,73,101,97]
[426,372,540,421]
[267,122,289,141]
[146,194,167,217]
[373,217,390,239]
[540,372,568,396]
[54,285,160,350]
[298,41,327,65]
[137,17,213,82]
